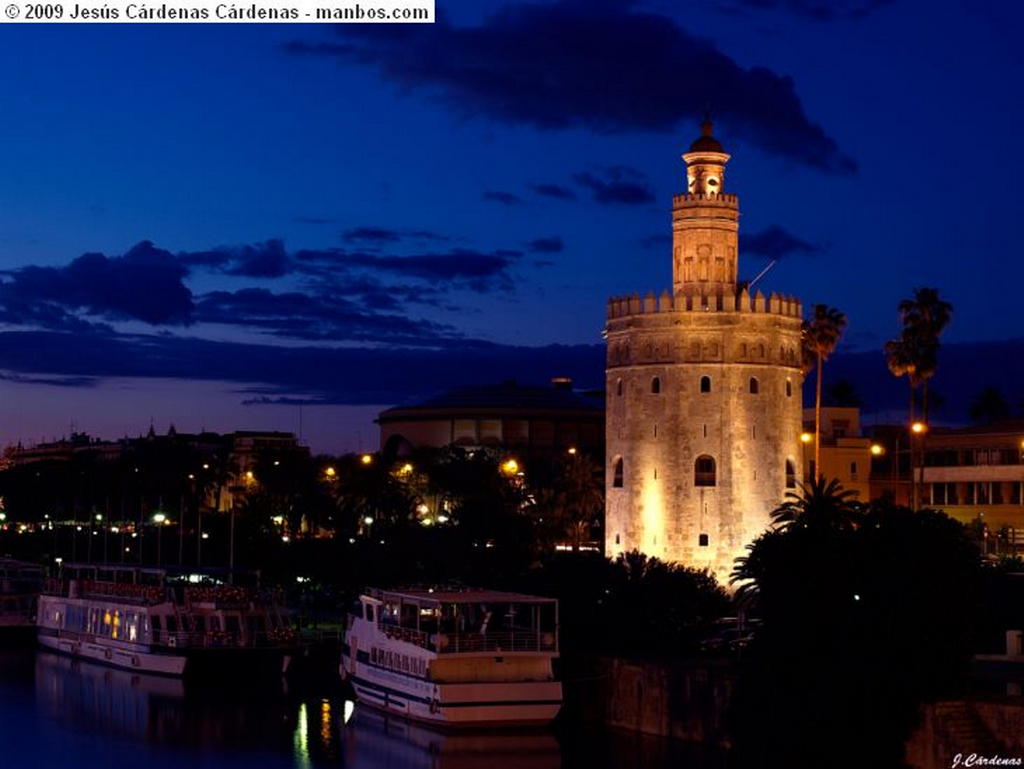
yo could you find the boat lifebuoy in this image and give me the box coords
[429,699,440,714]
[167,636,177,648]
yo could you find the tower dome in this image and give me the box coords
[688,119,725,153]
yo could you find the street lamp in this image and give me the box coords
[911,421,928,511]
[153,512,167,565]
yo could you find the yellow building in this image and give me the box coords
[801,407,875,500]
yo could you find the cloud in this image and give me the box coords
[573,166,655,205]
[287,0,855,173]
[483,190,525,206]
[295,216,334,225]
[340,227,451,245]
[740,225,824,259]
[194,287,456,343]
[719,0,895,22]
[531,183,578,201]
[526,237,564,254]
[0,328,607,405]
[0,241,193,326]
[178,239,293,278]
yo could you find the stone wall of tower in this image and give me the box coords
[672,193,739,298]
[604,290,804,582]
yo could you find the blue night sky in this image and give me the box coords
[0,1,1020,453]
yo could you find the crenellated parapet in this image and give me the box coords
[671,192,739,207]
[606,289,803,320]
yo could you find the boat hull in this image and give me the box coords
[38,628,187,676]
[349,670,562,727]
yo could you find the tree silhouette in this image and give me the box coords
[802,304,847,478]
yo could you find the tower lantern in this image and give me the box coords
[672,119,740,299]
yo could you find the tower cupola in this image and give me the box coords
[672,119,740,298]
[682,119,730,197]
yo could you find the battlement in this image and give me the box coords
[672,192,739,206]
[606,289,802,320]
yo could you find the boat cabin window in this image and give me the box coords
[210,616,222,631]
[225,615,241,635]
[166,616,178,633]
[366,604,376,623]
[151,615,162,631]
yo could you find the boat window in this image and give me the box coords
[210,616,222,631]
[366,605,376,623]
[166,616,177,633]
[225,615,241,634]
[151,615,162,631]
[193,616,206,632]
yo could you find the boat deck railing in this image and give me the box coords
[381,623,556,654]
[44,578,171,605]
[152,628,297,650]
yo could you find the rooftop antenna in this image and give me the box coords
[747,259,778,291]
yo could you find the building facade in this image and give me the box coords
[917,420,1024,550]
[605,122,804,580]
[377,379,603,458]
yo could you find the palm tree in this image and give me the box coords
[887,287,953,509]
[969,386,1011,425]
[802,305,847,479]
[897,287,952,424]
[770,476,861,534]
[552,453,604,551]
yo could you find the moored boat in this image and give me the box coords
[37,563,298,677]
[341,587,561,728]
[0,558,44,643]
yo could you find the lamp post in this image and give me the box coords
[911,421,927,511]
[153,512,166,565]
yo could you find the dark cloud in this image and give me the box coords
[179,239,293,278]
[483,190,525,206]
[526,237,564,254]
[194,287,455,344]
[573,166,655,206]
[340,227,450,244]
[740,225,824,260]
[287,0,855,174]
[0,328,606,405]
[295,216,334,225]
[720,0,895,22]
[531,183,578,201]
[0,241,193,326]
[338,249,521,292]
[0,371,97,388]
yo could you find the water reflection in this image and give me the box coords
[340,706,560,769]
[28,651,568,768]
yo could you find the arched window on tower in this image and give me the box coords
[786,380,792,398]
[698,533,710,547]
[695,455,716,487]
[617,379,623,397]
[785,459,796,489]
[651,376,661,394]
[613,457,624,488]
[749,377,759,394]
[700,376,711,393]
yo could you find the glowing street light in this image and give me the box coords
[870,444,885,456]
[800,432,813,444]
[361,454,373,465]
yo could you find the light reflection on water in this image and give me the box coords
[0,649,722,768]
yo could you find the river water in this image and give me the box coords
[0,648,728,769]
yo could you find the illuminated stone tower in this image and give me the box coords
[604,121,804,583]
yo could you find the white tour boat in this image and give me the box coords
[37,563,298,677]
[341,587,561,727]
